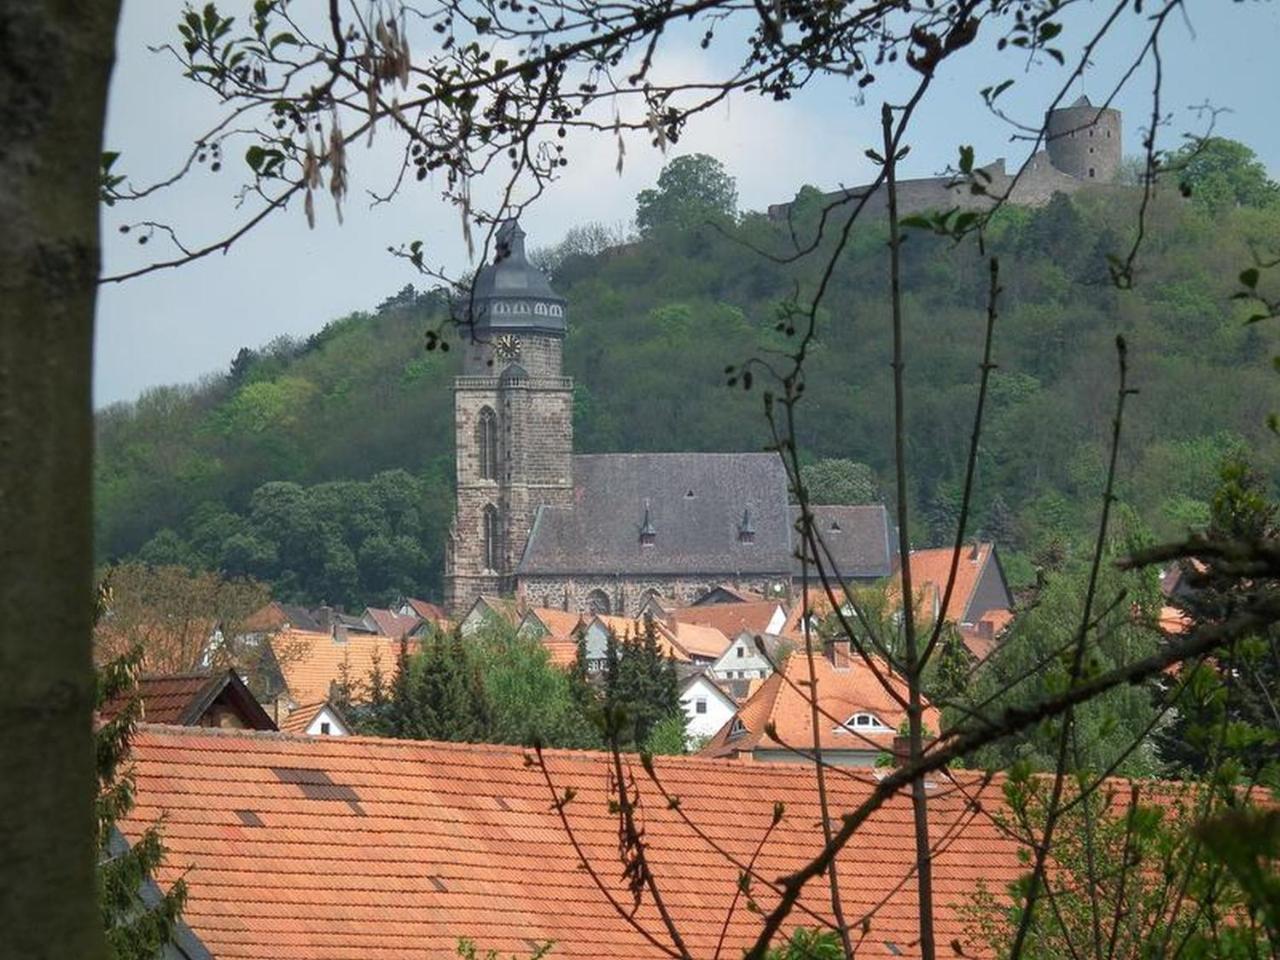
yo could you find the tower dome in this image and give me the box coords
[1045,95,1122,183]
[469,221,567,334]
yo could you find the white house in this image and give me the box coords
[279,700,353,737]
[710,631,791,683]
[679,670,738,745]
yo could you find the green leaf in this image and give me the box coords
[269,31,298,51]
[1240,267,1261,289]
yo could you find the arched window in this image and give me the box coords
[586,589,611,616]
[838,712,892,734]
[476,407,498,480]
[482,504,500,572]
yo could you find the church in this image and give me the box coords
[443,222,894,617]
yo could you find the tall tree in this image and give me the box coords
[2,4,122,956]
[635,154,738,237]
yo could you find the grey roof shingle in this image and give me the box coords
[518,453,794,576]
[792,504,894,579]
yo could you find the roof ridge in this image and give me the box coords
[130,721,818,769]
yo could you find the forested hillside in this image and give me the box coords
[95,145,1280,607]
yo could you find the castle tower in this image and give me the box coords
[444,222,574,614]
[1045,95,1121,182]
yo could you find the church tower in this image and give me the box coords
[444,222,575,614]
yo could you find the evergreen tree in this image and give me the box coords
[1155,458,1280,775]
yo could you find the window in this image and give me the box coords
[1089,167,1096,178]
[586,589,611,616]
[320,721,331,735]
[736,646,746,658]
[483,504,500,572]
[695,698,707,715]
[728,717,747,739]
[838,712,892,733]
[476,407,498,480]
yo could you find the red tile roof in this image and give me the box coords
[364,607,421,639]
[99,670,275,730]
[903,543,997,625]
[276,700,344,735]
[702,651,942,758]
[403,597,449,624]
[121,724,1024,959]
[275,630,409,707]
[668,600,784,639]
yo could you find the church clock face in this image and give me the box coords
[494,334,522,363]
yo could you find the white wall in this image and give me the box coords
[304,705,351,737]
[681,676,736,744]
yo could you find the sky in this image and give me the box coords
[95,2,1280,407]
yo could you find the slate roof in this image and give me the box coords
[702,651,941,759]
[519,453,794,576]
[121,724,1028,959]
[469,221,566,332]
[793,504,895,579]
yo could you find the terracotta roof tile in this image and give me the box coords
[669,601,784,639]
[363,607,421,639]
[701,652,941,758]
[122,724,1032,959]
[100,673,219,725]
[275,630,409,707]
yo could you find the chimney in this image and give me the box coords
[827,638,853,670]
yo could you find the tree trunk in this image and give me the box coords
[0,3,121,958]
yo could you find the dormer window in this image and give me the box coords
[829,520,842,533]
[738,507,756,544]
[728,717,747,739]
[837,712,892,734]
[639,500,656,546]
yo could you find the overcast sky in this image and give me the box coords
[95,2,1280,408]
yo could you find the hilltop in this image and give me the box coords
[95,159,1280,608]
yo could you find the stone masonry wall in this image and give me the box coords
[517,574,791,618]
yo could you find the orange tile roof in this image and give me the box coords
[121,724,1026,960]
[277,701,338,735]
[542,639,581,668]
[403,597,449,624]
[274,629,408,707]
[526,607,585,641]
[903,543,994,624]
[661,620,731,659]
[100,673,219,725]
[702,650,942,758]
[669,600,784,639]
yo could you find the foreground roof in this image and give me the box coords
[122,725,1022,959]
[518,453,794,576]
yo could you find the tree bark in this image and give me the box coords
[0,3,121,958]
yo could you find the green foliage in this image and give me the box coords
[1171,137,1280,213]
[354,625,601,749]
[763,928,843,960]
[96,637,187,959]
[95,158,1280,610]
[635,153,737,237]
[962,530,1163,777]
[966,772,1277,960]
[798,458,880,504]
[1155,458,1280,776]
